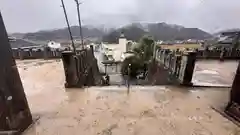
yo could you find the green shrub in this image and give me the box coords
[121,56,144,78]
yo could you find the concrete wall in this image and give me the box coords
[152,48,240,86]
[62,46,102,88]
[12,47,72,60]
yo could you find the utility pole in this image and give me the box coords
[75,0,84,49]
[60,0,76,53]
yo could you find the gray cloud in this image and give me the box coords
[0,0,240,33]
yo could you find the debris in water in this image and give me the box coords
[98,124,118,135]
[140,109,156,117]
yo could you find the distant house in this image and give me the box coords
[47,41,61,49]
[204,30,240,49]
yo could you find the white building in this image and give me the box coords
[47,41,61,49]
[101,34,134,61]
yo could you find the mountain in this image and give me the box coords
[102,23,212,43]
[22,26,105,41]
[147,23,211,40]
[11,22,212,45]
[102,24,147,43]
[10,38,42,48]
[10,33,25,39]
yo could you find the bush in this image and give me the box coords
[121,56,144,78]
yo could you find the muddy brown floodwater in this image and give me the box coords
[16,59,240,135]
[192,60,238,87]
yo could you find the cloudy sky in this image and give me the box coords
[0,0,240,33]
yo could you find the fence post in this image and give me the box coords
[203,47,209,59]
[220,48,225,61]
[43,46,49,59]
[18,48,24,60]
[178,51,196,86]
[61,51,80,88]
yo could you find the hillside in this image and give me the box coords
[10,39,42,48]
[103,23,212,43]
[11,22,212,44]
[22,26,105,41]
[102,24,147,43]
[147,23,211,40]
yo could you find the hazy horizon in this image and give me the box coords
[1,0,240,33]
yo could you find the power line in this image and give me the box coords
[74,0,84,49]
[60,0,76,53]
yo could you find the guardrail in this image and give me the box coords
[156,49,196,85]
[155,47,240,86]
[12,47,88,60]
[195,48,240,60]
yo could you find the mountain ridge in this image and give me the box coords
[11,22,213,43]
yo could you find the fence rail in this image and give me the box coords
[12,47,87,60]
[195,48,240,59]
[155,47,240,86]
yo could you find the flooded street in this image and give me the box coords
[16,60,240,135]
[192,60,238,87]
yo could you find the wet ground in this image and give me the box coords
[16,59,240,135]
[192,60,238,87]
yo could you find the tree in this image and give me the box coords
[121,35,155,78]
[133,35,155,62]
[121,56,142,78]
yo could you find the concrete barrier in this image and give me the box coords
[61,46,102,88]
[12,47,65,60]
[155,49,196,86]
[155,47,240,86]
[196,48,240,60]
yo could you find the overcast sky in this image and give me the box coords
[0,0,240,33]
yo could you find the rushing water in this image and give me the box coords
[15,60,240,135]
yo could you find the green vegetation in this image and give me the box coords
[121,35,154,78]
[133,35,155,62]
[121,56,143,78]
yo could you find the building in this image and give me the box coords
[101,34,135,61]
